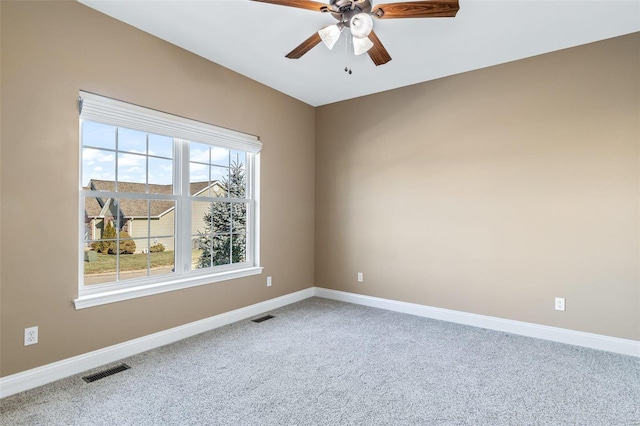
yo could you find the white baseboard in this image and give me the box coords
[3,286,637,399]
[0,288,314,399]
[313,287,640,358]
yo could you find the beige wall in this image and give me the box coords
[316,33,640,341]
[0,1,315,377]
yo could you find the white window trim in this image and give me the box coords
[74,267,263,309]
[75,92,262,309]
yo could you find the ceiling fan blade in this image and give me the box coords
[367,31,391,66]
[250,0,328,13]
[373,0,459,19]
[286,32,322,59]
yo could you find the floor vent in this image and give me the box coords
[83,363,131,383]
[252,315,274,323]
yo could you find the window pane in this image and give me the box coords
[228,162,246,198]
[210,165,228,183]
[210,181,225,197]
[117,153,146,187]
[210,146,229,167]
[84,198,105,240]
[192,200,230,234]
[190,142,210,163]
[190,237,201,269]
[116,251,146,281]
[111,227,136,254]
[150,237,175,277]
[130,238,152,279]
[231,202,247,232]
[89,219,117,248]
[211,202,231,233]
[148,157,173,189]
[191,200,212,236]
[114,198,145,227]
[82,148,115,188]
[230,150,246,168]
[85,217,119,285]
[190,163,209,195]
[192,200,235,269]
[118,127,146,154]
[82,121,116,150]
[151,236,174,254]
[149,133,173,159]
[84,251,117,286]
[149,200,175,239]
[213,234,231,266]
[193,235,211,269]
[231,233,246,264]
[211,166,229,197]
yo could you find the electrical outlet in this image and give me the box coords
[357,272,363,282]
[24,326,38,346]
[555,297,565,311]
[267,276,272,287]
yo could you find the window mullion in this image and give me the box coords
[176,139,191,275]
[250,153,260,266]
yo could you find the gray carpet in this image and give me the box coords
[1,297,639,425]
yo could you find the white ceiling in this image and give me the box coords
[79,0,640,107]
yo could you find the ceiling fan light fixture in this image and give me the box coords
[350,12,373,39]
[352,35,374,55]
[318,23,343,50]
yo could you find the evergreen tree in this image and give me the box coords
[109,230,136,255]
[92,221,116,254]
[197,160,247,268]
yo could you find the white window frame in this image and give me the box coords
[75,91,262,309]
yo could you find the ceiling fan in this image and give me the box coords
[251,0,459,67]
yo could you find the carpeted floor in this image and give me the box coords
[1,297,639,425]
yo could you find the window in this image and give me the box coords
[76,92,262,309]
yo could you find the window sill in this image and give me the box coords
[73,266,263,309]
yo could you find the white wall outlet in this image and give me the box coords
[267,276,272,287]
[24,326,38,346]
[555,297,565,311]
[357,272,364,282]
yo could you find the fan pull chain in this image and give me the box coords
[344,35,352,75]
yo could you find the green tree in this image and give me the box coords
[109,230,136,255]
[197,160,247,268]
[91,221,116,254]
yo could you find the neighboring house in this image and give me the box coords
[85,179,225,253]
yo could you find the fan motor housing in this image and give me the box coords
[329,0,373,25]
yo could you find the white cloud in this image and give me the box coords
[211,147,229,162]
[118,153,145,167]
[190,144,229,165]
[83,148,114,164]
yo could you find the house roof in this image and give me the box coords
[84,194,104,218]
[86,179,222,219]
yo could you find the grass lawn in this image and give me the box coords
[84,251,176,275]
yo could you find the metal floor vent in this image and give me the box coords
[83,363,131,383]
[252,314,274,323]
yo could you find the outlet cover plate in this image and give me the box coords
[555,297,565,311]
[24,326,38,346]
